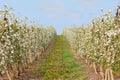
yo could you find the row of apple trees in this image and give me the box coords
[63,8,120,80]
[0,6,56,80]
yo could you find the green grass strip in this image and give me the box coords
[32,35,87,80]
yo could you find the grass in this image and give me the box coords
[31,35,87,80]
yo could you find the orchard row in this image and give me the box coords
[63,8,120,80]
[0,6,56,80]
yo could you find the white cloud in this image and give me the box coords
[38,0,81,18]
[39,1,66,13]
[72,0,97,7]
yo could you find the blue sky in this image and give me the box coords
[0,0,119,34]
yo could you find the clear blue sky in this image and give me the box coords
[0,0,119,34]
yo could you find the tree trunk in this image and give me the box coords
[0,76,3,80]
[110,69,114,80]
[100,65,104,80]
[105,68,114,80]
[4,66,12,80]
[93,62,98,74]
[105,69,108,80]
[108,69,110,80]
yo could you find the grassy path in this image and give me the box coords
[32,35,87,80]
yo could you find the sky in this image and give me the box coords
[0,0,119,34]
